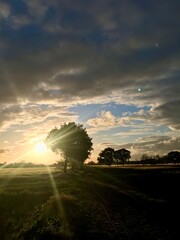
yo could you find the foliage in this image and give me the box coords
[45,122,93,172]
[97,148,131,166]
[140,151,180,165]
[1,162,46,168]
[97,147,114,165]
[114,148,131,165]
[141,154,149,161]
[167,151,180,163]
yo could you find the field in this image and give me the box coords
[0,165,180,240]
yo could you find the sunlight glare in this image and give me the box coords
[35,142,47,154]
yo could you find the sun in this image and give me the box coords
[35,142,47,154]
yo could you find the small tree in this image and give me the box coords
[45,122,93,172]
[115,148,131,165]
[141,154,149,165]
[167,151,180,163]
[97,148,114,165]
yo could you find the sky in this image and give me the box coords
[0,0,180,164]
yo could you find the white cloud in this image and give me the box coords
[0,3,11,19]
[87,111,124,127]
[25,0,50,19]
[0,103,78,131]
[10,15,31,29]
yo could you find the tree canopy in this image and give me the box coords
[167,151,180,163]
[45,122,93,172]
[97,147,114,165]
[115,148,131,165]
[97,147,131,165]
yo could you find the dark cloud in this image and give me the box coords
[0,0,179,129]
[134,136,180,155]
[154,100,180,130]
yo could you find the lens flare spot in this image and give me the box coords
[35,142,47,154]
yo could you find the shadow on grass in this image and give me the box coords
[0,166,180,240]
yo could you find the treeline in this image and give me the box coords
[86,149,180,165]
[0,162,46,168]
[140,151,180,164]
[97,147,131,165]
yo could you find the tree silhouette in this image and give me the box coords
[115,148,131,165]
[97,147,114,165]
[167,151,180,163]
[45,122,93,172]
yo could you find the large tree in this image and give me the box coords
[45,122,93,172]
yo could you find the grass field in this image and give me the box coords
[0,165,180,240]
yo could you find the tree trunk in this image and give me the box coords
[80,162,84,170]
[71,161,75,170]
[64,159,67,173]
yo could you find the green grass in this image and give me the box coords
[0,165,180,240]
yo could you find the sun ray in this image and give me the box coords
[46,165,70,235]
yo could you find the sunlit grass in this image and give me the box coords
[45,165,71,237]
[0,166,83,239]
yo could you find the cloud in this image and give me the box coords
[86,109,162,133]
[15,114,78,144]
[0,148,9,154]
[133,136,180,156]
[0,0,179,133]
[0,35,179,108]
[153,100,180,130]
[10,15,31,29]
[101,136,180,159]
[120,106,180,130]
[0,103,77,130]
[0,2,11,19]
[87,111,126,128]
